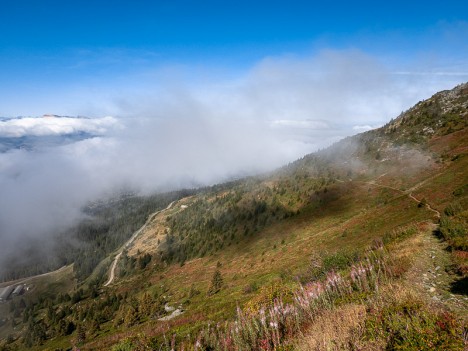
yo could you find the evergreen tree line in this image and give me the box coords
[0,189,195,282]
[161,173,332,265]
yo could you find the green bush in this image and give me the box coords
[383,226,417,244]
[112,339,134,351]
[444,202,463,216]
[440,216,468,251]
[365,299,464,350]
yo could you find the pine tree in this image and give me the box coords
[140,293,153,317]
[24,319,47,347]
[189,284,200,298]
[208,269,223,296]
[124,306,138,327]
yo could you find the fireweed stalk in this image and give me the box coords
[147,252,390,350]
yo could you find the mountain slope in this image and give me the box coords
[85,82,468,350]
[0,83,467,350]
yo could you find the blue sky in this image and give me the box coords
[1,1,466,50]
[0,0,467,116]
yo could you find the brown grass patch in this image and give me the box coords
[294,304,379,351]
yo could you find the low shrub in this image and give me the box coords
[305,250,360,282]
[383,225,418,245]
[244,281,293,315]
[365,295,465,350]
[440,216,468,251]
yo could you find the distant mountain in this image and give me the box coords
[0,132,96,152]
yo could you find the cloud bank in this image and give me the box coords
[0,115,119,138]
[0,49,467,267]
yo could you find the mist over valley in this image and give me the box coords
[0,2,467,350]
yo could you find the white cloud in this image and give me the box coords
[270,119,330,129]
[0,115,120,138]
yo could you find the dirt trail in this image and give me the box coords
[408,193,441,218]
[357,177,466,310]
[408,223,468,313]
[351,176,441,219]
[104,201,176,287]
[0,265,70,288]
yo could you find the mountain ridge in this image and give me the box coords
[0,83,467,350]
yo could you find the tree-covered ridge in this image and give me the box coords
[162,171,335,265]
[0,189,195,282]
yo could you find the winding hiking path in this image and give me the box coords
[341,176,468,309]
[408,193,441,218]
[346,176,441,219]
[104,200,176,287]
[357,177,467,307]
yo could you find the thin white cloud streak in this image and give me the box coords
[0,49,467,263]
[394,71,468,76]
[0,115,120,137]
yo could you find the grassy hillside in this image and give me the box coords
[0,83,467,350]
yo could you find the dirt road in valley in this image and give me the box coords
[0,265,70,289]
[104,200,176,287]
